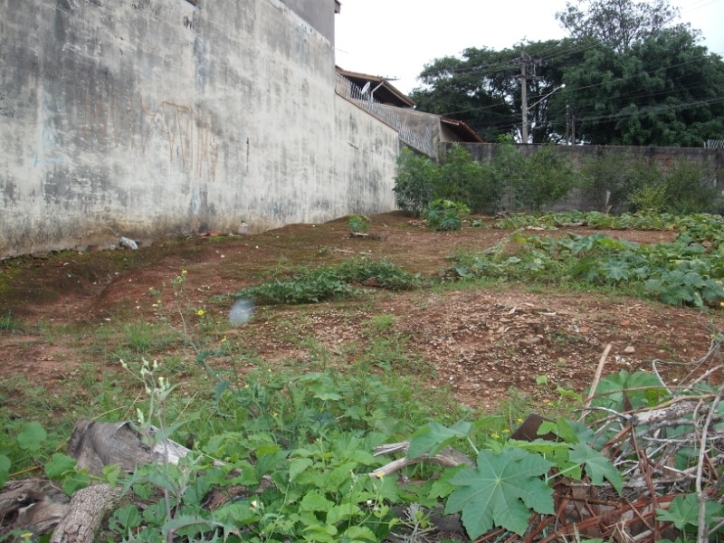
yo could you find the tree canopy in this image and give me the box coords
[410,0,724,146]
[556,0,683,53]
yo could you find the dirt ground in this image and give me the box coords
[1,212,721,412]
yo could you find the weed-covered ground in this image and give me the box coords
[1,211,720,417]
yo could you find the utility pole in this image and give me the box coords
[515,50,541,144]
[520,53,528,144]
[571,115,576,145]
[565,104,570,145]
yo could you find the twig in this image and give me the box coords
[697,386,724,543]
[580,343,612,421]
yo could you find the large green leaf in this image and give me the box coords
[407,421,472,459]
[17,422,46,452]
[657,493,724,530]
[568,444,623,494]
[445,448,553,538]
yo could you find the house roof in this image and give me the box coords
[441,117,484,143]
[335,67,416,108]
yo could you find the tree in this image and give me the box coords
[554,28,724,145]
[410,39,587,143]
[556,0,684,53]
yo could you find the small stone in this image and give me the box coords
[624,346,636,354]
[620,320,631,327]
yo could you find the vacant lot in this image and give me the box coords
[1,212,718,416]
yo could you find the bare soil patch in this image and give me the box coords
[1,212,720,412]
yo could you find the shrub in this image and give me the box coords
[578,151,645,212]
[423,199,470,231]
[509,146,578,212]
[347,214,371,234]
[393,147,439,216]
[627,160,720,214]
[436,144,503,213]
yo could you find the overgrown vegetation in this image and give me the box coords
[6,210,724,542]
[452,219,724,307]
[395,145,723,217]
[231,257,422,305]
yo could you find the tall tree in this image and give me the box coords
[556,0,684,53]
[410,39,587,143]
[553,28,724,145]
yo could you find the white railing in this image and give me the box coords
[335,74,436,158]
[706,140,724,149]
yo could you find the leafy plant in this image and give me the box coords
[627,160,721,214]
[0,311,21,331]
[393,148,439,216]
[446,448,554,537]
[233,258,421,305]
[347,214,371,234]
[423,200,470,231]
[509,146,578,212]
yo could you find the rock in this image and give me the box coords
[624,346,636,354]
[119,237,138,250]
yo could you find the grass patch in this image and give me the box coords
[231,257,422,305]
[0,311,22,331]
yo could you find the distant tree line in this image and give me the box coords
[409,0,724,146]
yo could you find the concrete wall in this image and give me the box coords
[0,0,398,257]
[281,0,336,45]
[451,144,724,178]
[442,143,724,212]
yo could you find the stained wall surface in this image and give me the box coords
[0,0,398,257]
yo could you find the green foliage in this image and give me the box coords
[508,146,578,212]
[657,493,724,533]
[451,214,724,308]
[556,0,682,53]
[412,0,724,146]
[0,420,89,493]
[410,38,584,143]
[558,28,724,146]
[423,199,470,231]
[446,448,554,537]
[0,311,21,331]
[395,145,503,214]
[627,160,721,214]
[233,258,421,305]
[336,258,423,291]
[407,417,622,539]
[393,148,439,216]
[235,267,362,305]
[347,214,371,234]
[578,152,648,211]
[436,145,504,213]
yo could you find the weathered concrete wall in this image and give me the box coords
[334,97,399,214]
[0,0,398,257]
[281,0,336,45]
[451,144,724,177]
[442,143,724,212]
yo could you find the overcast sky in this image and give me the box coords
[334,0,724,95]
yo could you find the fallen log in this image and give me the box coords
[0,478,69,537]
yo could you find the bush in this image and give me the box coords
[627,160,720,214]
[436,144,503,213]
[579,151,645,212]
[508,146,578,212]
[423,199,470,231]
[393,148,439,216]
[394,145,504,215]
[347,214,370,234]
